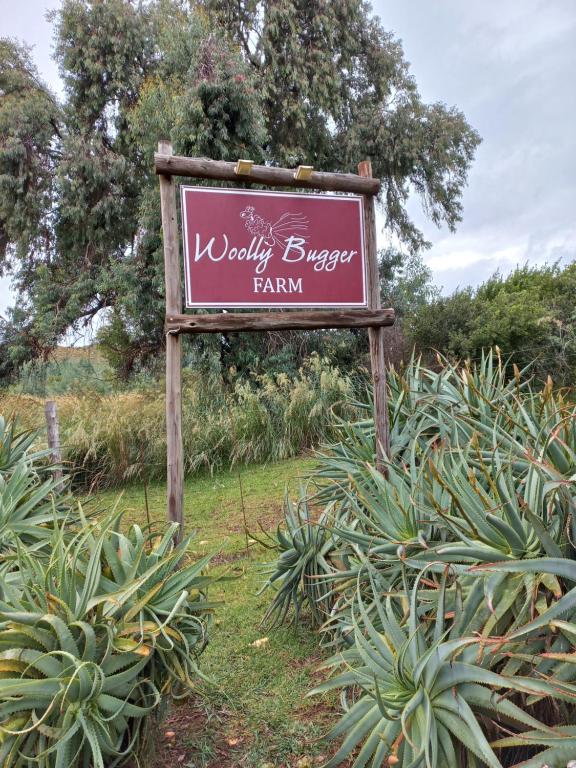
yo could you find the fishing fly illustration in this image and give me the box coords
[240,206,309,249]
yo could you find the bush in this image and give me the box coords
[408,261,576,385]
[12,353,114,396]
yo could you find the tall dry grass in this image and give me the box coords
[0,355,359,488]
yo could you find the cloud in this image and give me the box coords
[375,0,576,295]
[423,228,576,294]
[427,244,526,273]
[485,1,576,63]
[3,0,63,95]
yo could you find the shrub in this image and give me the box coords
[407,261,576,386]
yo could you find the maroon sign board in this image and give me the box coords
[180,187,367,308]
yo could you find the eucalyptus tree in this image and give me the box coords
[0,0,480,378]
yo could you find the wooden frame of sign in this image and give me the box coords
[156,140,394,538]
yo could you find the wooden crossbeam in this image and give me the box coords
[166,308,395,335]
[154,154,381,195]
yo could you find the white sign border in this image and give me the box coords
[180,186,368,309]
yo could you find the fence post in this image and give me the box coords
[44,400,63,483]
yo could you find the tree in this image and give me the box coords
[376,247,439,366]
[0,38,64,372]
[379,247,438,317]
[1,3,153,370]
[204,0,480,250]
[0,0,480,378]
[0,39,60,268]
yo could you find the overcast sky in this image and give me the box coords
[1,0,575,316]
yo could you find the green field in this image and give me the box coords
[94,457,342,768]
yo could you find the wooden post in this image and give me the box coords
[158,140,184,540]
[44,400,63,483]
[358,160,390,472]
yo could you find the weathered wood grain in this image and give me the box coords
[44,400,63,484]
[166,308,395,334]
[159,140,184,540]
[154,154,381,195]
[359,160,391,472]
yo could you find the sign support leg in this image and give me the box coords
[158,140,184,540]
[358,160,390,473]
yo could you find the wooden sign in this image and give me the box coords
[156,145,393,540]
[180,187,367,308]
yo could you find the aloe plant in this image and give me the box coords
[0,416,50,474]
[0,612,158,767]
[0,512,217,767]
[0,461,73,554]
[0,414,74,556]
[260,494,338,627]
[261,351,576,765]
[311,351,535,513]
[97,517,218,690]
[312,571,576,768]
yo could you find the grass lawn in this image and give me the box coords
[94,457,344,768]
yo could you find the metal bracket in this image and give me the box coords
[294,165,314,181]
[234,159,254,176]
